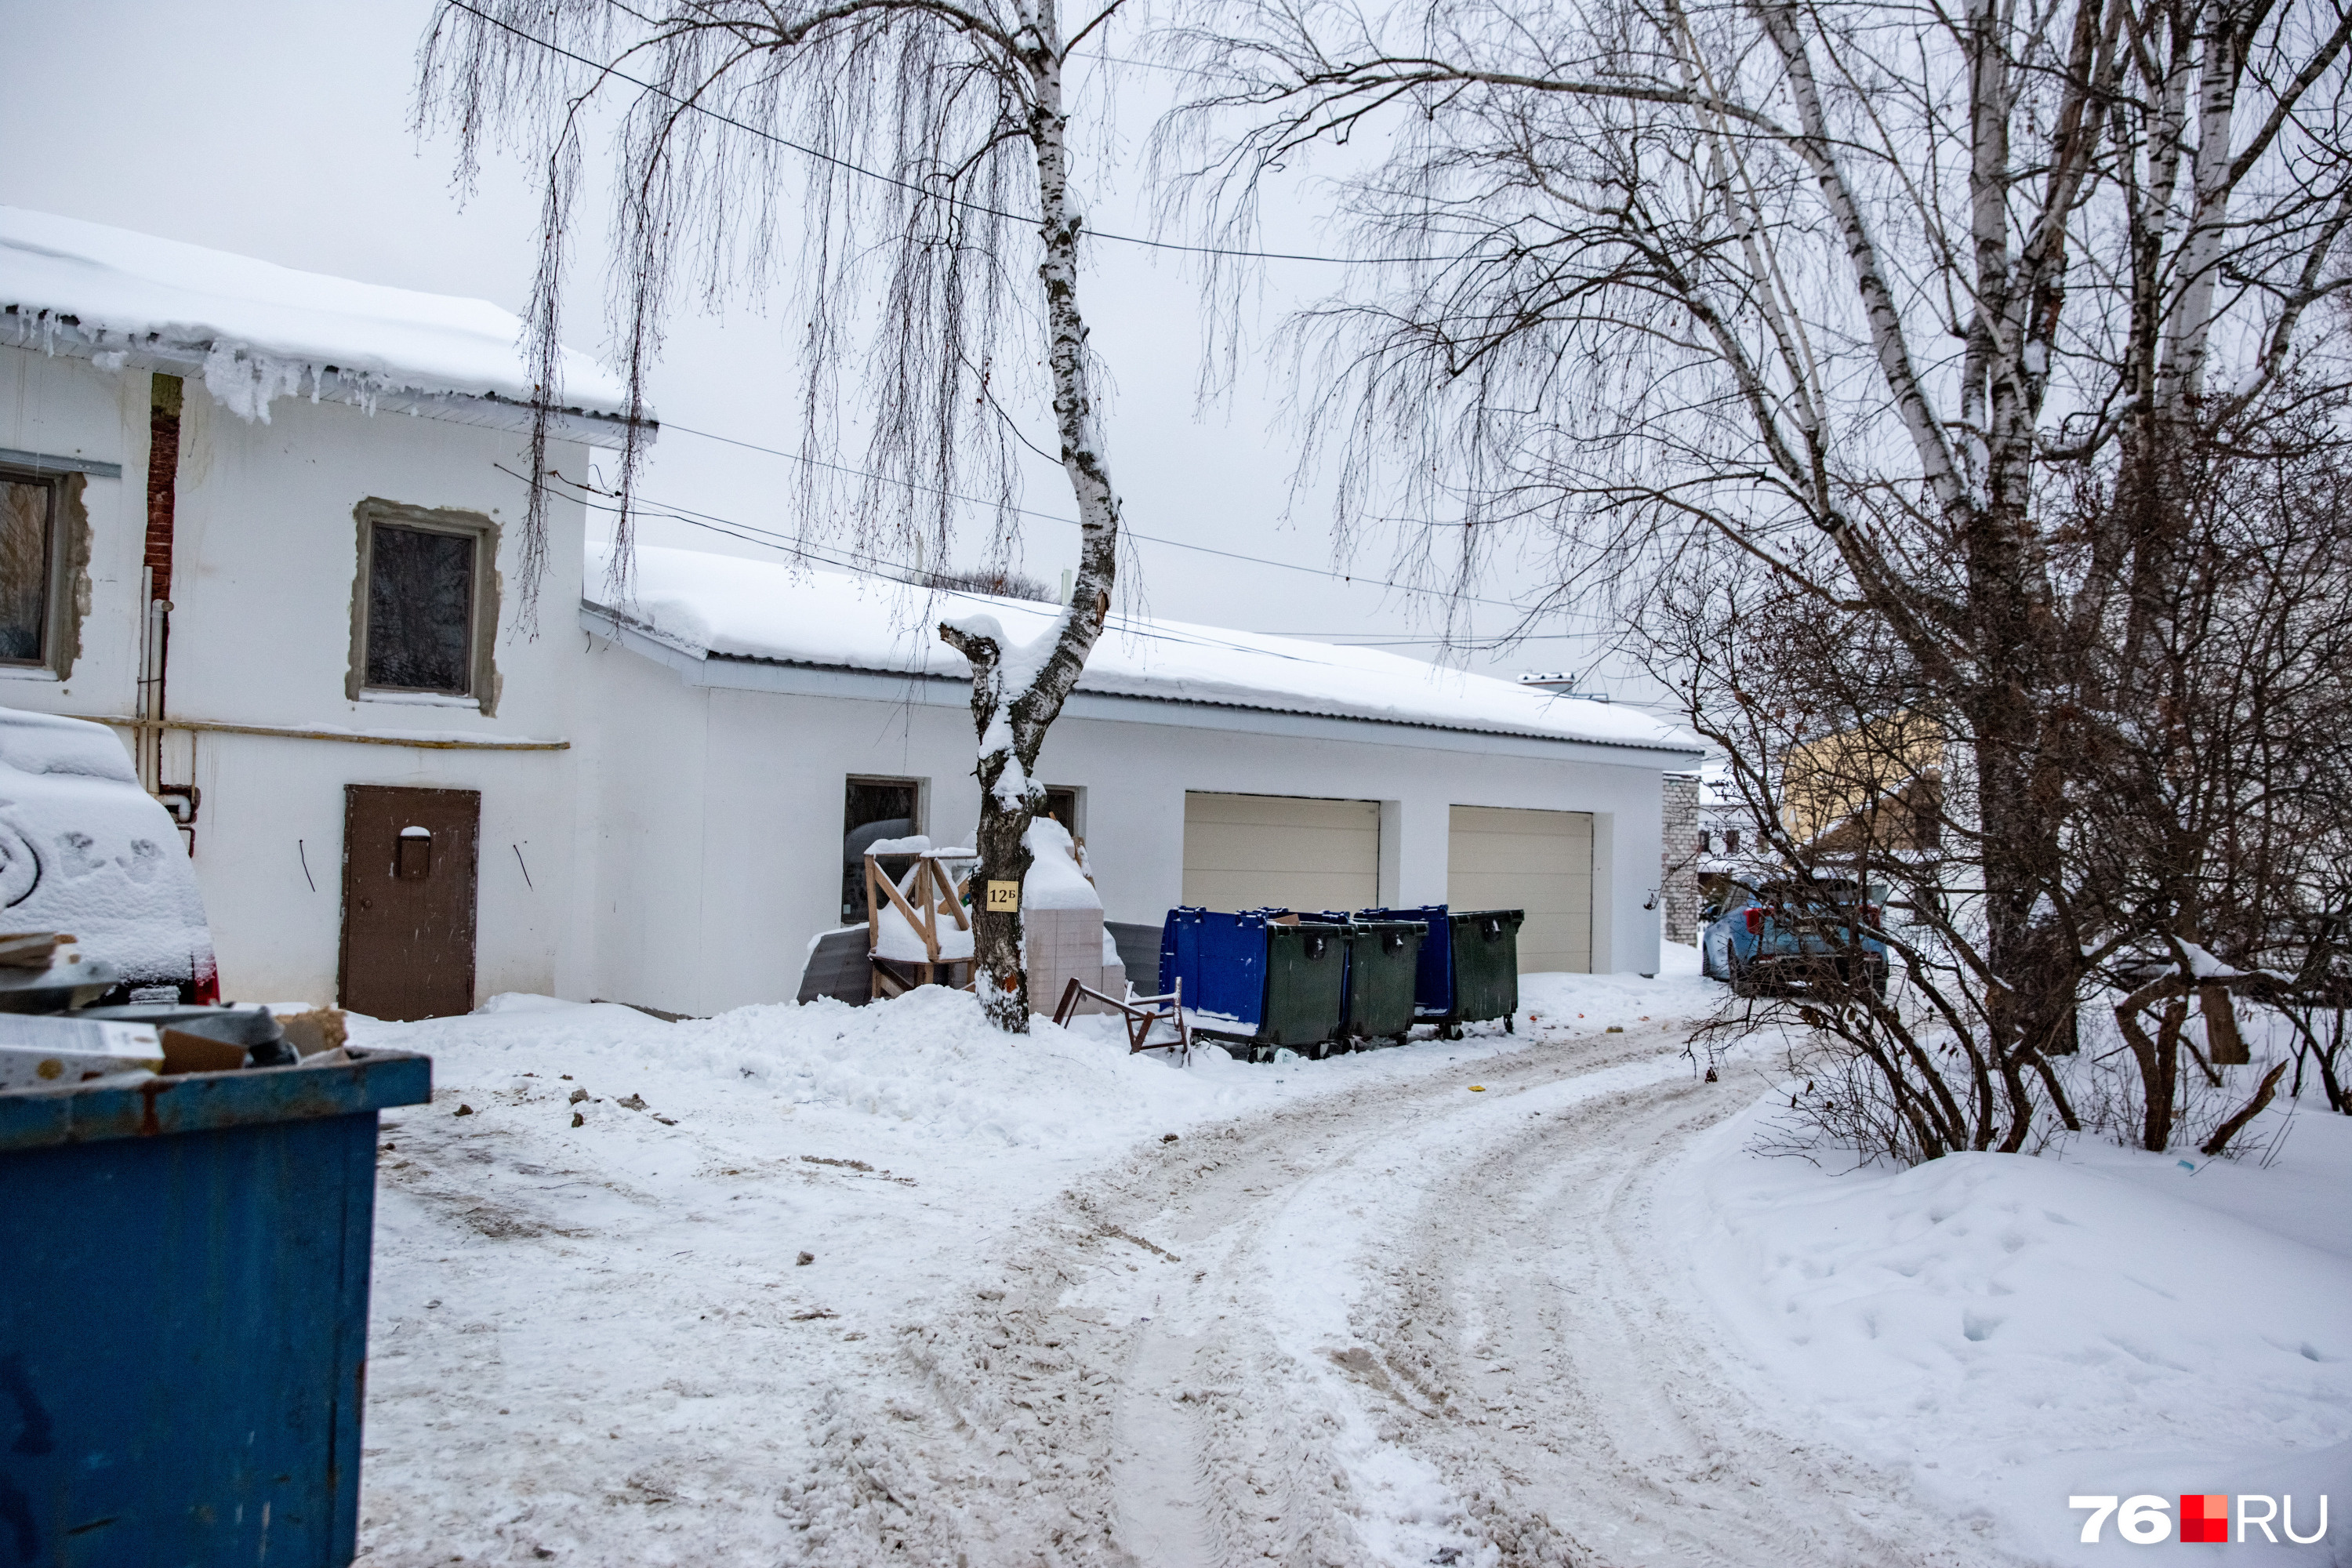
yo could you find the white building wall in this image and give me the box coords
[577,643,1677,1017]
[0,346,592,1006]
[0,348,148,709]
[3,342,1682,1020]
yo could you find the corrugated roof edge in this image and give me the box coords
[585,598,1708,758]
[2,310,653,452]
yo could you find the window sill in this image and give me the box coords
[356,689,484,711]
[0,666,62,683]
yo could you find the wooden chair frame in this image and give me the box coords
[1052,975,1192,1064]
[866,850,978,999]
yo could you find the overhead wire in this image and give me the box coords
[463,5,1630,659]
[448,0,1460,267]
[527,466,1657,702]
[652,417,1617,626]
[549,470,1427,669]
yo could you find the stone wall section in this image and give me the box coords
[1661,771,1701,944]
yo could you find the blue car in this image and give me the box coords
[1700,877,1889,998]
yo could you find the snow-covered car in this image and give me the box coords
[0,707,216,1004]
[1700,877,1886,998]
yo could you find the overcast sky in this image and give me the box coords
[3,0,1671,709]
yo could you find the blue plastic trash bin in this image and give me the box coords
[0,1047,430,1566]
[1158,907,1346,1058]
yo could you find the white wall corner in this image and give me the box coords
[1377,799,1405,906]
[1590,810,1617,972]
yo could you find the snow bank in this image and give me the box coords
[363,958,1715,1187]
[590,543,1703,753]
[353,969,1724,1562]
[1671,1098,2352,1559]
[1022,816,1099,911]
[385,986,1266,1159]
[0,205,629,422]
[1521,938,1715,1022]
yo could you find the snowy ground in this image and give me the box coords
[343,947,2347,1566]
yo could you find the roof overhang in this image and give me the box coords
[3,312,651,451]
[586,603,1708,769]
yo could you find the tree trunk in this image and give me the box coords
[2200,984,2249,1065]
[2117,995,2190,1151]
[2201,1060,2286,1157]
[938,7,1123,1034]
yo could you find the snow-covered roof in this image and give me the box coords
[591,543,1704,756]
[0,206,637,441]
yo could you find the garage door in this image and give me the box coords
[1182,792,1380,913]
[1447,805,1593,973]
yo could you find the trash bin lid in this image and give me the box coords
[0,1047,430,1152]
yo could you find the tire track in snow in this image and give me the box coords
[783,1023,2027,1566]
[1345,1059,2024,1566]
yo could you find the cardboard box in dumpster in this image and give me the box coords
[0,1013,163,1090]
[0,1007,356,1091]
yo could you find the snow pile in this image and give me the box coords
[1521,939,1718,1024]
[871,898,974,964]
[863,846,979,963]
[1671,1100,2352,1558]
[864,834,961,856]
[347,961,1734,1562]
[1021,816,1099,911]
[0,205,629,423]
[397,986,1271,1156]
[589,543,1702,753]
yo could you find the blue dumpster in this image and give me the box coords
[1158,907,1347,1058]
[0,1047,430,1566]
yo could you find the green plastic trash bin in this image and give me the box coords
[1340,918,1425,1046]
[1259,917,1348,1059]
[1446,908,1524,1035]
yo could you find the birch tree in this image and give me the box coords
[1156,0,2352,1145]
[419,0,1130,1030]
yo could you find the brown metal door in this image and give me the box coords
[339,786,479,1020]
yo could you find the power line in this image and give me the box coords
[450,0,1453,267]
[1267,631,1614,643]
[538,463,1648,688]
[652,417,1612,624]
[552,474,1428,670]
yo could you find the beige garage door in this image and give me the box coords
[1448,805,1593,973]
[1182,792,1380,913]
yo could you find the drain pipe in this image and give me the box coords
[139,375,180,800]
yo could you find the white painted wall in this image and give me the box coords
[575,641,1679,1017]
[2,342,1682,1019]
[0,346,591,1006]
